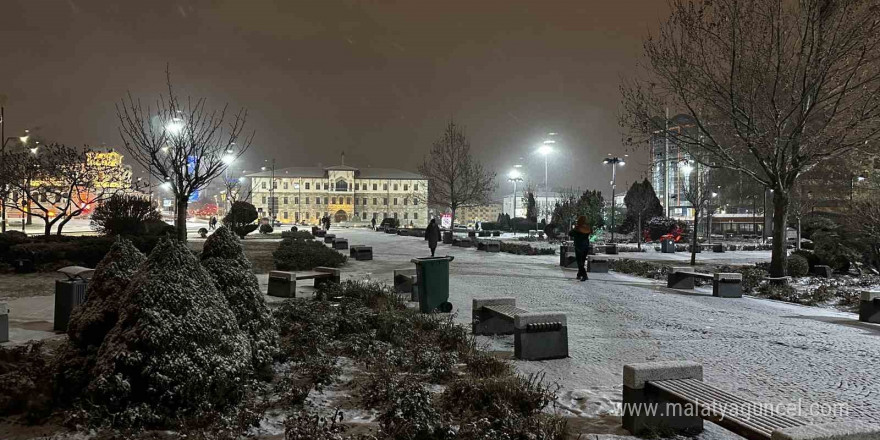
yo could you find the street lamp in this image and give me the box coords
[603,156,625,242]
[507,169,523,233]
[537,139,555,223]
[851,175,866,203]
[263,158,276,223]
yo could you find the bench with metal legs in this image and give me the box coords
[267,267,341,298]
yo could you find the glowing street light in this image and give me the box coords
[165,117,185,135]
[507,168,524,223]
[603,156,626,242]
[160,181,172,190]
[222,154,236,165]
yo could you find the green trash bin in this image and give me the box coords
[411,256,454,313]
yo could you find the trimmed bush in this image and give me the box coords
[201,227,279,377]
[198,227,208,238]
[739,266,768,293]
[0,342,53,424]
[499,242,555,255]
[274,238,346,271]
[90,194,161,236]
[224,201,259,239]
[787,254,809,277]
[87,238,251,428]
[259,223,273,234]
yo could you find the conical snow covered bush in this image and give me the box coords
[55,237,146,403]
[88,238,251,427]
[200,226,279,375]
[67,237,146,348]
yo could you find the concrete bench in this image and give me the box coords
[623,361,880,439]
[0,302,8,343]
[712,242,725,253]
[314,229,326,238]
[331,237,348,250]
[452,237,473,248]
[667,267,743,298]
[813,265,832,278]
[323,234,336,243]
[491,231,501,237]
[860,291,880,324]
[393,268,418,301]
[267,267,341,297]
[349,245,373,261]
[588,256,609,273]
[603,243,618,255]
[472,297,568,361]
[477,240,500,252]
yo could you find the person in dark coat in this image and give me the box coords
[568,215,592,281]
[425,218,441,257]
[326,215,332,231]
[371,217,376,230]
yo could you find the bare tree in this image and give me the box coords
[224,177,252,206]
[117,69,253,241]
[621,0,880,276]
[681,164,714,265]
[0,144,130,235]
[418,121,496,228]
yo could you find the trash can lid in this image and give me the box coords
[411,256,454,264]
[57,266,95,280]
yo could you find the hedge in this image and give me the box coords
[273,237,346,271]
[499,242,555,256]
[2,235,162,270]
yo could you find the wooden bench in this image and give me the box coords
[323,234,336,243]
[472,298,568,361]
[667,267,742,298]
[860,291,880,323]
[393,268,418,301]
[267,267,341,298]
[588,256,609,273]
[349,245,373,261]
[331,237,348,250]
[623,361,880,439]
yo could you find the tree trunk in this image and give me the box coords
[176,197,189,242]
[769,190,790,277]
[690,210,700,266]
[796,217,802,251]
[44,218,52,236]
[450,208,456,234]
[637,213,642,250]
[56,214,75,235]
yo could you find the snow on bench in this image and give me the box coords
[623,361,880,439]
[267,267,341,298]
[472,297,568,361]
[667,267,742,298]
[349,245,373,261]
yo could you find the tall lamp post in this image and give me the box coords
[603,156,625,242]
[508,169,523,234]
[261,158,276,223]
[537,140,554,223]
[222,152,235,215]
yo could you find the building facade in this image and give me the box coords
[501,191,563,222]
[650,113,698,219]
[456,203,502,224]
[248,164,429,227]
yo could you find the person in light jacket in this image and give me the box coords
[425,218,441,257]
[568,215,592,281]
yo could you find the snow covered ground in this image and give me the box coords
[321,228,880,439]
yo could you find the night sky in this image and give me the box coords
[0,0,666,196]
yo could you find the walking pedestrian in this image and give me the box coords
[371,217,376,230]
[326,215,332,231]
[568,215,592,281]
[425,218,441,257]
[209,216,217,230]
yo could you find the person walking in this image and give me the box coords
[568,215,592,281]
[209,216,217,230]
[371,217,376,230]
[326,215,332,231]
[425,218,441,257]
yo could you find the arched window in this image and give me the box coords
[335,179,348,192]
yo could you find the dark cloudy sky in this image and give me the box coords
[0,0,667,196]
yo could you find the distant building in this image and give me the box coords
[650,113,698,219]
[501,191,562,222]
[248,163,428,226]
[457,203,502,224]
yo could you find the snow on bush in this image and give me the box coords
[67,237,146,348]
[201,226,279,376]
[56,237,147,403]
[273,237,346,271]
[87,238,251,427]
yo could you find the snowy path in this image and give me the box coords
[328,228,880,439]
